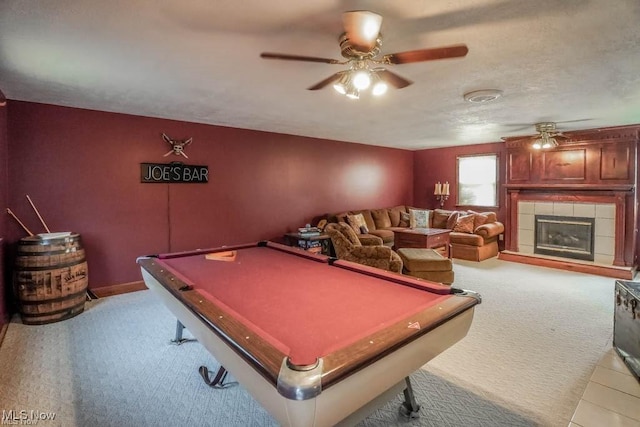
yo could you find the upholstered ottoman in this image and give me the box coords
[396,248,454,285]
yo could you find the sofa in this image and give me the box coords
[327,205,504,262]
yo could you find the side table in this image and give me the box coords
[283,232,332,256]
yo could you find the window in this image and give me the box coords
[457,154,498,207]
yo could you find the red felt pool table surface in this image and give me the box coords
[139,241,480,426]
[159,244,451,366]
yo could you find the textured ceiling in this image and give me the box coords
[1,0,639,149]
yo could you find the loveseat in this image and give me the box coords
[327,205,504,262]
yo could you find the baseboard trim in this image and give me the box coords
[499,251,636,279]
[91,280,148,298]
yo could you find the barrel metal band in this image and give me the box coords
[16,259,87,271]
[18,289,87,305]
[17,248,81,256]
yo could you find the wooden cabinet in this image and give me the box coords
[503,128,637,188]
[508,152,531,182]
[600,144,631,180]
[541,149,586,181]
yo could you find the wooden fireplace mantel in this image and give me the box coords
[500,125,639,277]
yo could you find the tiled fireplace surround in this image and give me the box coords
[503,189,635,278]
[517,201,615,265]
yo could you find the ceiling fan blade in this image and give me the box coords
[307,72,345,91]
[373,68,412,89]
[260,52,340,64]
[384,44,469,64]
[342,10,383,52]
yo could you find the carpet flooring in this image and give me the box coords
[0,258,617,426]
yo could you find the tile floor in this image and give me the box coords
[570,348,640,427]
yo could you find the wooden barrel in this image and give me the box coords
[14,233,88,325]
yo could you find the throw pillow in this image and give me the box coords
[432,209,451,228]
[409,209,430,228]
[371,208,392,229]
[473,213,489,230]
[335,212,350,224]
[467,209,495,229]
[387,206,406,227]
[452,214,475,233]
[399,212,411,227]
[347,213,368,235]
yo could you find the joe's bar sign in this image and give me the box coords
[140,162,209,183]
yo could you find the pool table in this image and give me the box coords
[137,241,480,426]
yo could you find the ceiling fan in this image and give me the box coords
[529,122,568,149]
[260,10,469,99]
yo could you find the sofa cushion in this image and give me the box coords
[409,209,430,228]
[347,213,368,234]
[371,208,392,229]
[387,205,406,227]
[450,232,483,246]
[368,229,395,244]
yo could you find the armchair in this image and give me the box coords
[325,222,403,274]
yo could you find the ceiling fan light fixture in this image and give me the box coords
[343,11,383,49]
[332,73,350,95]
[370,71,388,96]
[372,81,388,96]
[463,89,503,103]
[346,88,360,100]
[532,128,559,150]
[333,83,347,95]
[352,70,371,90]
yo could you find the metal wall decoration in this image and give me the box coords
[162,133,193,158]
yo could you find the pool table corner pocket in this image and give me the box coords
[277,357,323,400]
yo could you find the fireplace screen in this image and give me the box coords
[534,215,595,261]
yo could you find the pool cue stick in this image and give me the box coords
[26,194,51,233]
[6,208,34,236]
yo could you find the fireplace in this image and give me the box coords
[535,215,595,261]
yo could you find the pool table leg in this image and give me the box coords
[171,320,196,345]
[169,320,236,389]
[199,365,237,389]
[399,377,421,419]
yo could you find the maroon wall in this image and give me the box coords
[0,91,8,326]
[6,101,413,291]
[413,142,507,222]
